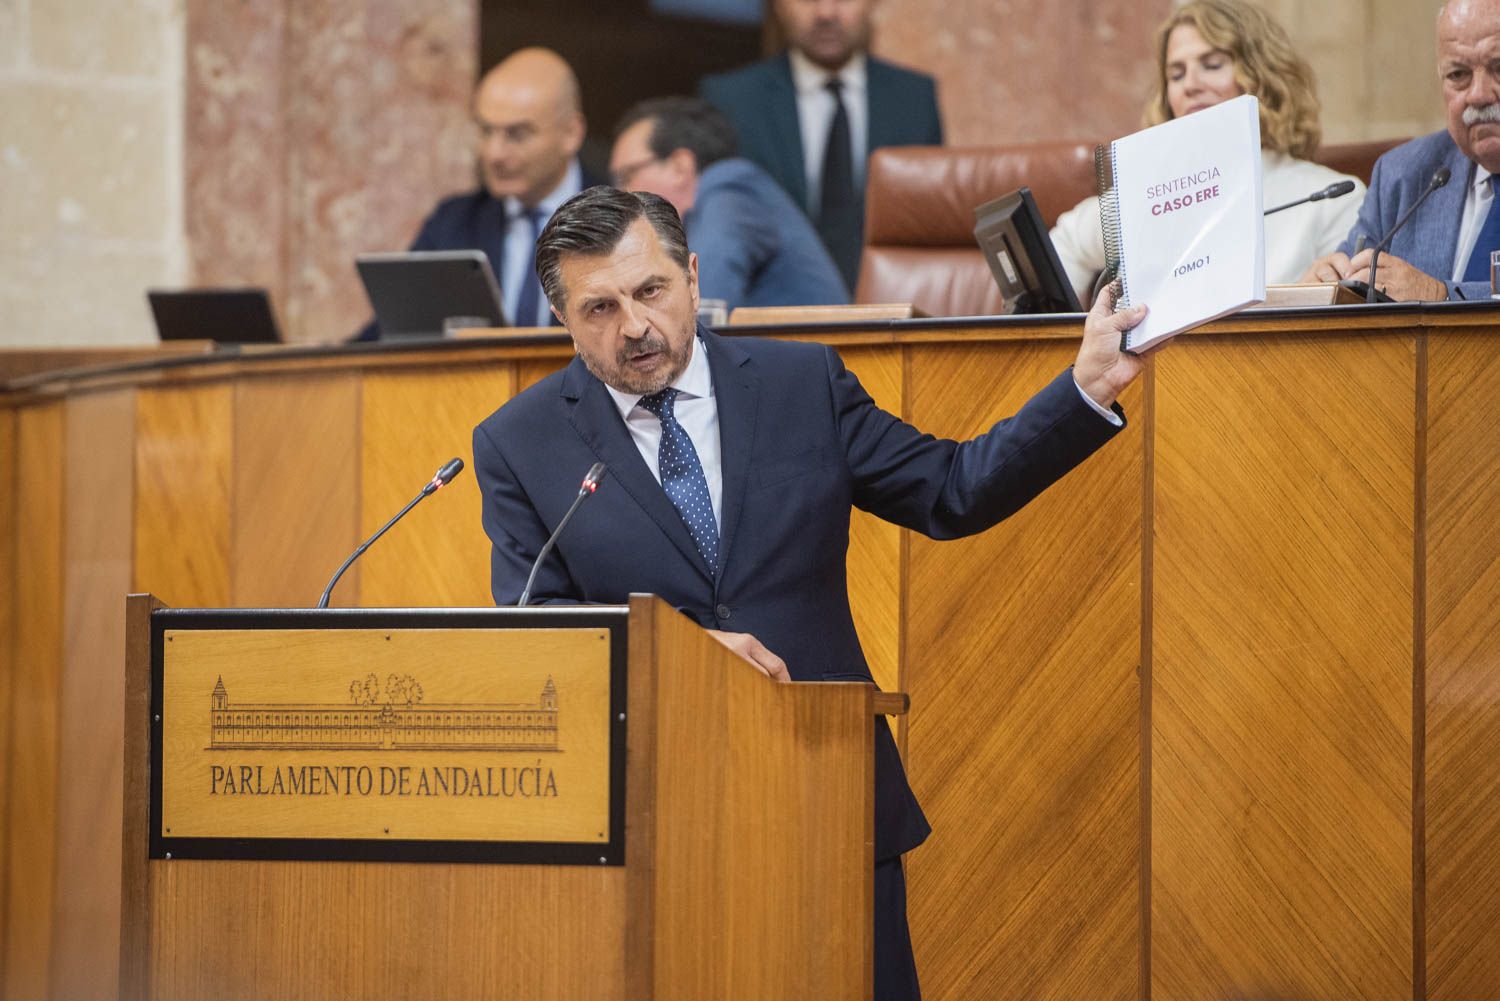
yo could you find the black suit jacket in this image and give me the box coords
[472,329,1123,859]
[700,54,943,287]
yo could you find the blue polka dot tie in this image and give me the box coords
[638,387,719,575]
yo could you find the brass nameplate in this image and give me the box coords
[159,627,613,847]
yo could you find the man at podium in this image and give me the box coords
[472,186,1148,1001]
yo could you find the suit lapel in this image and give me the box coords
[1434,140,1476,277]
[561,357,714,583]
[865,57,897,155]
[766,55,809,209]
[702,330,757,581]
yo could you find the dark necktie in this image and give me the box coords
[818,78,861,289]
[1461,174,1500,284]
[513,207,546,327]
[637,387,719,575]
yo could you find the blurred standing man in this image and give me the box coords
[610,97,849,311]
[1303,0,1500,300]
[700,0,943,292]
[362,48,600,336]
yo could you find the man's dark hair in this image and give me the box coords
[613,96,739,171]
[535,186,690,313]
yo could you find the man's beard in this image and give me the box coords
[579,322,694,396]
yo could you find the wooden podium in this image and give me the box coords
[120,594,879,1001]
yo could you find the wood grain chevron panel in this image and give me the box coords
[134,384,233,606]
[1425,330,1500,1001]
[358,366,514,606]
[148,863,628,1001]
[904,341,1141,1001]
[51,389,136,1001]
[232,375,360,608]
[4,402,64,1001]
[1151,331,1416,1001]
[0,407,14,983]
[835,344,903,696]
[517,358,566,395]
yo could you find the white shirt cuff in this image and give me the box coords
[1075,378,1123,426]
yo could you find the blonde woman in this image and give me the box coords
[1050,0,1364,302]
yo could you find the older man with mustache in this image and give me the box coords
[1304,0,1500,300]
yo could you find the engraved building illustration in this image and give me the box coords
[209,676,560,751]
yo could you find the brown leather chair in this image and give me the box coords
[1312,138,1404,187]
[856,138,1407,317]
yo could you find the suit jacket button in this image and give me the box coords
[715,604,731,621]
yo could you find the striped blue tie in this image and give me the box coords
[1462,174,1500,283]
[638,387,719,575]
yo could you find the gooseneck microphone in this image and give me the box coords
[518,462,607,607]
[316,457,465,609]
[1263,179,1357,216]
[1366,166,1452,302]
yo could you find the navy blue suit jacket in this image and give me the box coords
[472,328,1122,860]
[1337,130,1488,300]
[700,54,943,287]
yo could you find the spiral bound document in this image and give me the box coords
[1097,94,1265,353]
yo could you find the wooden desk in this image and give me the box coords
[2,303,1497,1001]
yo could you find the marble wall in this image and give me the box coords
[186,0,478,343]
[0,0,185,347]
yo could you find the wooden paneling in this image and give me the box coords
[134,384,233,606]
[640,597,872,1000]
[4,402,64,1001]
[49,390,137,1001]
[1426,330,1500,1001]
[148,862,626,1001]
[357,366,513,607]
[7,314,1500,1001]
[517,358,566,395]
[1151,331,1417,1001]
[232,375,360,608]
[904,341,1141,1001]
[836,344,904,696]
[0,406,14,982]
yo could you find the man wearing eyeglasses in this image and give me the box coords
[610,97,848,312]
[363,48,602,335]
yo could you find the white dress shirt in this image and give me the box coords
[602,335,1118,521]
[501,160,582,327]
[787,49,869,217]
[1451,163,1494,281]
[604,336,724,528]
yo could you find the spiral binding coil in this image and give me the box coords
[1094,143,1129,311]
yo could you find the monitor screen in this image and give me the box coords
[973,187,1083,315]
[148,288,283,344]
[355,250,507,339]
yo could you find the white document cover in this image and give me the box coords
[1110,94,1265,352]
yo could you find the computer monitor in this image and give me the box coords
[148,288,283,344]
[355,250,507,338]
[973,187,1084,315]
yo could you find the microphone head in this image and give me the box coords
[1325,179,1357,199]
[1433,166,1452,188]
[435,457,465,486]
[581,461,607,493]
